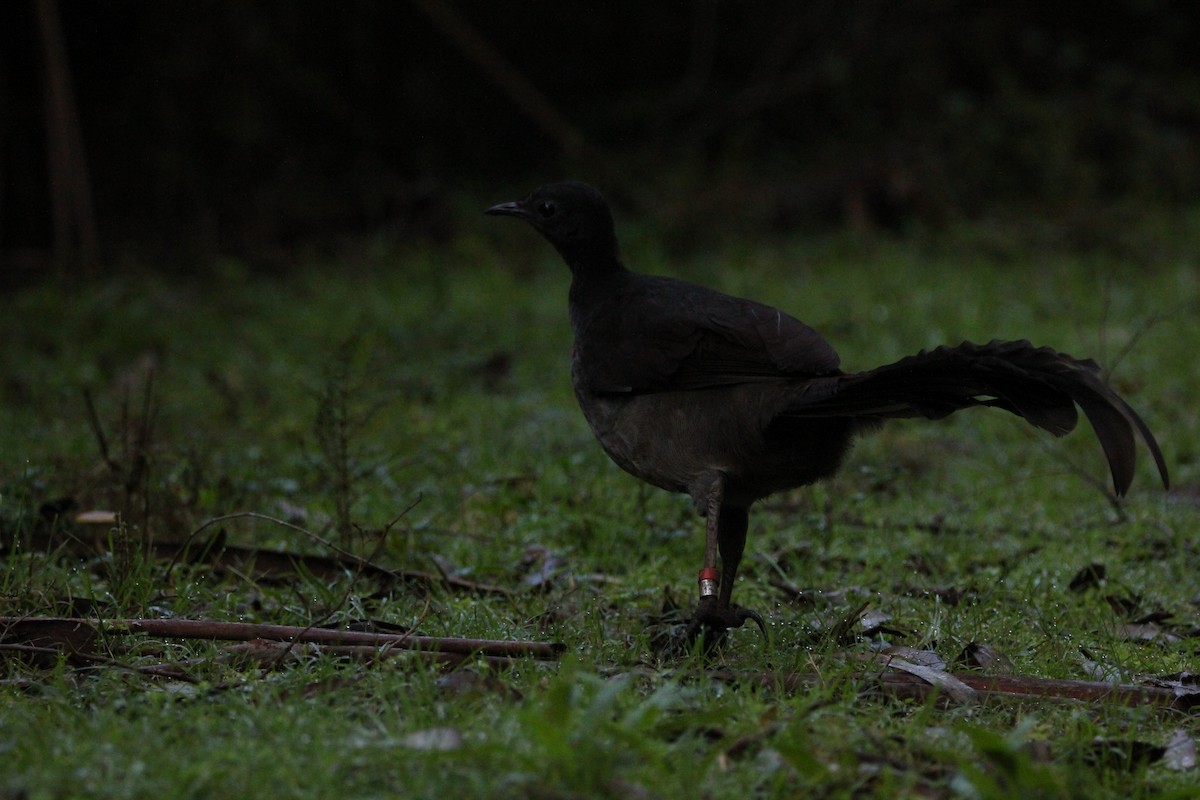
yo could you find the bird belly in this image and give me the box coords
[573,383,856,508]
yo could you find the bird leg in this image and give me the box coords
[698,478,722,601]
[715,505,766,636]
[681,479,766,644]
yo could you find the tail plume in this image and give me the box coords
[785,340,1168,495]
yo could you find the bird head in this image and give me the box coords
[486,181,620,271]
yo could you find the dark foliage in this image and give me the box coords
[3,1,1199,270]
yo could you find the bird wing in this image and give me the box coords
[574,275,841,393]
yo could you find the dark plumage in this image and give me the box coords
[487,181,1169,641]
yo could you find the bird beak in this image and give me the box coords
[485,200,529,218]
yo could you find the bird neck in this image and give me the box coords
[557,238,627,286]
[566,248,630,317]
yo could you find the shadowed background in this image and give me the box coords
[4,0,1200,281]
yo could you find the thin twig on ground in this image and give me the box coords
[0,616,566,661]
[712,668,1197,710]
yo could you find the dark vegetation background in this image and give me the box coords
[7,0,1200,281]
[4,0,1200,282]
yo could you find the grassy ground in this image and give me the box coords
[2,215,1198,798]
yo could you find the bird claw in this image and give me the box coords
[671,596,768,654]
[733,606,768,638]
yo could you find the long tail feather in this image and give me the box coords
[784,340,1168,495]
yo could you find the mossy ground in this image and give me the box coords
[2,217,1197,798]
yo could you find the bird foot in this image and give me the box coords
[667,596,767,656]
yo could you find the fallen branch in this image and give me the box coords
[0,616,565,661]
[9,616,1190,709]
[713,668,1199,710]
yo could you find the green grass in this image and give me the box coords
[2,218,1198,799]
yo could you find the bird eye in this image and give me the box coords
[536,201,556,218]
